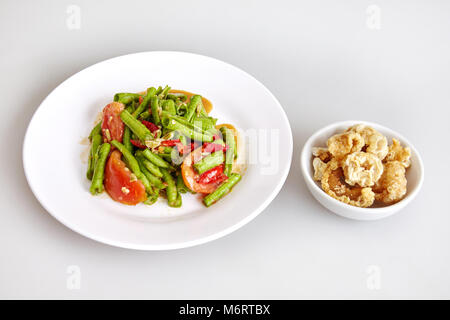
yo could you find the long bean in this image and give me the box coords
[139,111,151,121]
[203,173,241,207]
[150,96,161,125]
[132,87,156,118]
[88,122,102,141]
[123,127,133,153]
[162,99,176,115]
[160,168,179,207]
[136,157,166,189]
[142,148,171,168]
[185,95,202,122]
[167,93,187,101]
[163,113,213,136]
[86,134,102,180]
[114,93,140,105]
[90,143,111,195]
[192,116,217,131]
[144,193,159,205]
[173,193,182,207]
[176,103,188,116]
[220,127,236,176]
[135,152,163,177]
[120,109,153,142]
[176,173,191,194]
[194,151,224,174]
[164,118,213,142]
[158,85,171,99]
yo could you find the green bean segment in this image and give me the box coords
[136,157,166,189]
[161,168,180,207]
[220,127,236,177]
[203,174,241,207]
[89,122,102,141]
[132,87,156,118]
[136,152,163,177]
[150,96,161,125]
[142,149,171,168]
[120,109,154,142]
[165,118,213,142]
[114,93,140,105]
[86,134,102,180]
[90,143,111,195]
[194,151,224,174]
[185,95,203,122]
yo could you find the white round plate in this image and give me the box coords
[23,51,293,250]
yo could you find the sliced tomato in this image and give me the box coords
[104,150,147,205]
[102,102,125,143]
[181,147,224,194]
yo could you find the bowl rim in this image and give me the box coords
[300,120,424,215]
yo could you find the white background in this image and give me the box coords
[1,0,449,299]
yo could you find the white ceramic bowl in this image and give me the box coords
[300,120,424,220]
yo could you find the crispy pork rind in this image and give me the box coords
[321,159,375,208]
[312,147,332,163]
[327,132,364,159]
[384,138,411,168]
[342,152,383,187]
[313,157,327,181]
[373,161,407,204]
[347,124,388,160]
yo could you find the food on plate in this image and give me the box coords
[312,124,411,207]
[86,85,243,207]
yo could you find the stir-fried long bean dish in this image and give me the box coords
[86,85,242,207]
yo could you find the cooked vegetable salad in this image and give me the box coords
[86,85,242,207]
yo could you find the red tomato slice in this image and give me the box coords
[104,150,147,205]
[181,147,223,194]
[102,102,125,143]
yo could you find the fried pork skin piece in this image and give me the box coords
[342,151,384,187]
[384,138,411,168]
[313,157,327,181]
[347,124,388,160]
[312,147,332,163]
[373,161,407,204]
[327,131,364,160]
[321,159,375,208]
